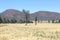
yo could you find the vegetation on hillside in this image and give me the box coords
[0,9,60,24]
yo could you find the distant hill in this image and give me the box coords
[30,11,60,20]
[0,9,25,20]
[0,9,60,21]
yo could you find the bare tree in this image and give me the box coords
[22,9,30,25]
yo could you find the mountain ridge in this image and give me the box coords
[0,9,60,21]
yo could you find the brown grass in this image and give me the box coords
[0,23,60,40]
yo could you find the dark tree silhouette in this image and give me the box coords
[48,20,50,23]
[52,20,54,23]
[35,16,37,25]
[58,20,60,23]
[0,16,2,23]
[23,9,30,25]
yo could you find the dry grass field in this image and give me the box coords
[0,23,60,40]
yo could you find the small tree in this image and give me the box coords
[22,9,30,25]
[58,20,60,23]
[35,16,37,25]
[48,20,50,23]
[52,20,54,23]
[0,16,2,23]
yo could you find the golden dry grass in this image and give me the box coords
[0,23,60,40]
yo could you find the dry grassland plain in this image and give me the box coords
[0,23,60,40]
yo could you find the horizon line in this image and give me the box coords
[0,8,60,13]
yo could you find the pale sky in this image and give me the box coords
[0,0,60,13]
